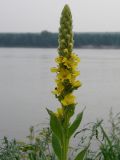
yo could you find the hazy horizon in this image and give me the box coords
[0,0,120,33]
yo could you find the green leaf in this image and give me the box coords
[100,125,116,158]
[100,125,112,147]
[68,111,83,138]
[74,148,87,160]
[47,109,64,141]
[52,133,62,160]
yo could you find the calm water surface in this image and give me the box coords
[0,48,120,139]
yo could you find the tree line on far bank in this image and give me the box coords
[0,31,120,48]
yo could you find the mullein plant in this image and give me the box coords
[47,4,87,160]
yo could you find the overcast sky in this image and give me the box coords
[0,0,120,33]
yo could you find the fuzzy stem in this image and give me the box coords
[62,113,70,160]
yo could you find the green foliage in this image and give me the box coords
[0,127,55,160]
[68,112,83,139]
[47,109,64,160]
[20,126,53,160]
[0,112,120,160]
[52,134,62,160]
[47,109,64,142]
[48,109,85,160]
[0,137,21,160]
[74,111,120,160]
[95,112,120,160]
[74,148,88,160]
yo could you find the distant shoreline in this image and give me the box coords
[0,31,120,49]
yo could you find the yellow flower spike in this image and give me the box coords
[49,5,83,160]
[51,4,81,111]
[61,94,76,106]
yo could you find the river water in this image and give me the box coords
[0,48,120,139]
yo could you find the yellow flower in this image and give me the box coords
[57,86,64,95]
[56,81,64,92]
[55,56,63,63]
[55,56,71,68]
[70,62,77,70]
[73,80,81,88]
[61,94,76,106]
[72,70,80,77]
[62,57,72,69]
[71,53,80,63]
[55,53,80,72]
[51,67,58,73]
[55,108,63,118]
[62,53,80,70]
[52,89,58,95]
[52,81,64,95]
[57,68,71,81]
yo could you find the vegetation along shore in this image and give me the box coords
[1,32,120,48]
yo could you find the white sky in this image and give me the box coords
[0,0,120,32]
